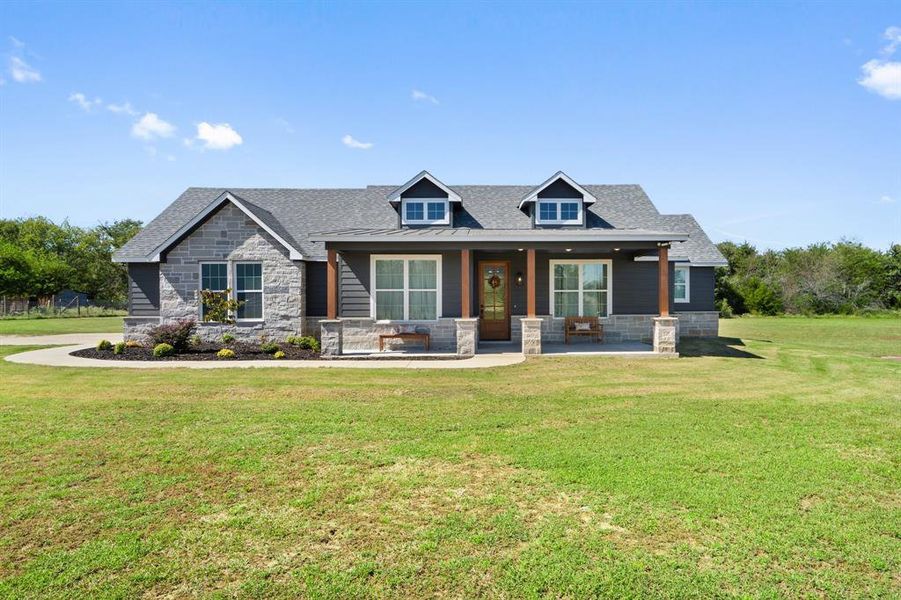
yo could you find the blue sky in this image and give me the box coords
[1,1,898,250]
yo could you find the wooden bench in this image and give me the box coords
[564,316,602,344]
[379,332,430,352]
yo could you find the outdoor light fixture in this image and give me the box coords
[517,248,524,251]
[565,248,572,252]
[614,247,620,252]
[515,272,524,286]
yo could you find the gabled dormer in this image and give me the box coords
[387,171,462,227]
[518,171,597,227]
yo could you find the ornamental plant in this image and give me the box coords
[148,320,196,352]
[113,341,126,355]
[273,350,286,359]
[216,348,236,359]
[200,289,243,324]
[96,339,112,351]
[221,333,235,344]
[153,343,175,358]
[260,341,280,354]
[287,335,320,352]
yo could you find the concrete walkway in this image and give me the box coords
[2,333,524,369]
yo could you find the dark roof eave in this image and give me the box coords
[310,231,690,244]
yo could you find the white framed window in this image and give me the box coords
[674,265,690,303]
[235,262,263,321]
[370,255,442,320]
[549,259,612,318]
[401,198,450,225]
[536,199,583,225]
[199,262,229,321]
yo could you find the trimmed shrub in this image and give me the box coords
[260,341,280,354]
[190,335,202,347]
[148,320,196,351]
[125,340,142,348]
[287,335,320,352]
[96,339,113,351]
[217,348,236,359]
[273,350,286,360]
[222,333,235,344]
[153,343,175,358]
[113,341,126,355]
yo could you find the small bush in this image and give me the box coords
[287,335,320,352]
[153,343,175,358]
[222,333,235,344]
[260,341,280,354]
[125,340,142,348]
[717,298,733,319]
[217,348,236,359]
[113,341,126,355]
[190,335,202,347]
[148,320,196,351]
[96,339,112,351]
[273,350,286,359]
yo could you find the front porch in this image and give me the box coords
[314,235,685,357]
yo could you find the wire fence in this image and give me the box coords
[0,294,126,318]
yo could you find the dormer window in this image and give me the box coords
[536,199,583,225]
[402,198,449,225]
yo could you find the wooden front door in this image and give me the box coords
[479,261,511,340]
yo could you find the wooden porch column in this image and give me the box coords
[526,248,536,318]
[658,244,669,316]
[461,249,471,318]
[327,248,338,320]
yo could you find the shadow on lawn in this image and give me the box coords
[680,336,763,359]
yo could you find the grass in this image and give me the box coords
[0,316,898,598]
[0,316,124,336]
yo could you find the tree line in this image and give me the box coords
[715,240,901,316]
[0,217,142,306]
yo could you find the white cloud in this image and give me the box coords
[9,56,41,83]
[881,26,901,56]
[878,195,896,204]
[194,122,243,150]
[107,101,138,116]
[68,92,102,112]
[859,59,901,99]
[411,89,439,104]
[9,36,25,49]
[131,112,176,140]
[342,134,373,150]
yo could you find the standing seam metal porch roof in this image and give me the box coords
[113,184,727,265]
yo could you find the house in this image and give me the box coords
[113,171,726,356]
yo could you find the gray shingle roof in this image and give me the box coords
[114,184,726,265]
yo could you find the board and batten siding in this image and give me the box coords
[305,261,328,317]
[127,263,160,316]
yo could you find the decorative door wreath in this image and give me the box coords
[488,274,502,289]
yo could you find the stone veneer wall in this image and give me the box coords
[151,202,306,343]
[674,311,719,338]
[339,318,458,352]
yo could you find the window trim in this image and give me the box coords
[198,261,229,322]
[401,197,450,225]
[548,259,613,319]
[535,198,583,225]
[674,265,690,304]
[233,261,264,322]
[369,254,443,321]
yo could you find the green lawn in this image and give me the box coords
[0,317,898,598]
[0,316,124,336]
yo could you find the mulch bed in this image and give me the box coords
[72,343,320,361]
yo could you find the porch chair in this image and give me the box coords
[564,316,602,344]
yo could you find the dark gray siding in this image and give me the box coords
[339,251,461,318]
[402,179,448,198]
[675,266,715,312]
[127,263,160,316]
[305,261,328,316]
[537,179,582,198]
